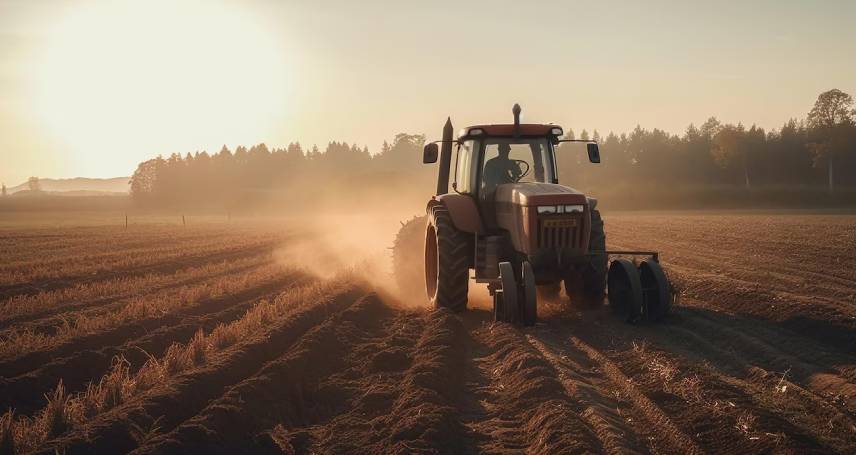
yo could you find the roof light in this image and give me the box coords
[468,128,484,136]
[551,127,563,136]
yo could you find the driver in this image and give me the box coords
[482,143,520,191]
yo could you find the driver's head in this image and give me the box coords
[498,143,511,158]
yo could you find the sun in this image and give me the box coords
[32,0,293,175]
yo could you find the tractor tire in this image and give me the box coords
[425,207,469,311]
[393,215,428,299]
[566,209,608,307]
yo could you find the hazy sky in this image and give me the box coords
[1,0,855,185]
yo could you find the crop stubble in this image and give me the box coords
[1,213,854,454]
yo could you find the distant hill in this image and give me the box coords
[6,177,130,195]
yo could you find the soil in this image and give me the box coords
[4,213,855,454]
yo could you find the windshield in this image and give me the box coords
[480,138,555,197]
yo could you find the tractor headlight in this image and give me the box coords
[537,205,583,215]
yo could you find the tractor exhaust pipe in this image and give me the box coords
[436,117,454,195]
[512,103,522,138]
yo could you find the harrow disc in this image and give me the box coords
[639,259,671,321]
[521,262,537,326]
[607,258,643,323]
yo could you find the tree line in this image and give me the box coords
[130,89,856,209]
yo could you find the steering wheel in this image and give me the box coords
[511,160,530,182]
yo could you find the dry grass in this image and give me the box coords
[734,410,758,435]
[0,220,307,453]
[0,223,225,253]
[0,410,14,455]
[5,382,75,454]
[2,278,352,453]
[632,340,706,404]
[41,381,71,439]
[631,340,776,442]
[0,262,292,359]
[0,254,269,323]
[0,232,277,289]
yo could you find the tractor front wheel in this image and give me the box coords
[425,207,469,311]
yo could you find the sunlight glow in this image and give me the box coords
[32,0,293,173]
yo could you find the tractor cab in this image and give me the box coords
[422,105,601,235]
[422,105,601,203]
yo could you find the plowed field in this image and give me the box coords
[1,213,854,454]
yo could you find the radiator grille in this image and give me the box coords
[537,215,584,249]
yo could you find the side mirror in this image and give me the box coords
[423,143,439,164]
[587,143,601,163]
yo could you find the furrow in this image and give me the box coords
[570,336,705,455]
[525,335,645,455]
[0,270,300,379]
[0,274,309,414]
[35,284,365,455]
[127,292,394,455]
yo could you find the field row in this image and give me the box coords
[14,292,853,454]
[3,278,360,454]
[0,222,299,453]
[1,234,285,296]
[1,213,853,454]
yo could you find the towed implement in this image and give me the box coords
[394,105,673,325]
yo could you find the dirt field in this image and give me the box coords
[0,212,854,454]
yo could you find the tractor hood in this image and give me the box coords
[495,183,588,207]
[494,183,592,255]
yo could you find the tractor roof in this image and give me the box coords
[459,124,562,139]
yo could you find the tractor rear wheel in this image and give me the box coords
[393,215,428,298]
[425,207,469,311]
[566,209,608,306]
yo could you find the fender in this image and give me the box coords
[587,197,598,211]
[428,193,484,234]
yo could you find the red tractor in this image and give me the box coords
[394,105,672,325]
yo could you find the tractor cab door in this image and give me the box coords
[452,140,476,195]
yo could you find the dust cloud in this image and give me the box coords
[271,202,499,309]
[271,201,428,307]
[261,176,513,309]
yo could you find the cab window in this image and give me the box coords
[479,138,554,198]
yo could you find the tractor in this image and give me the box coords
[393,105,672,325]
